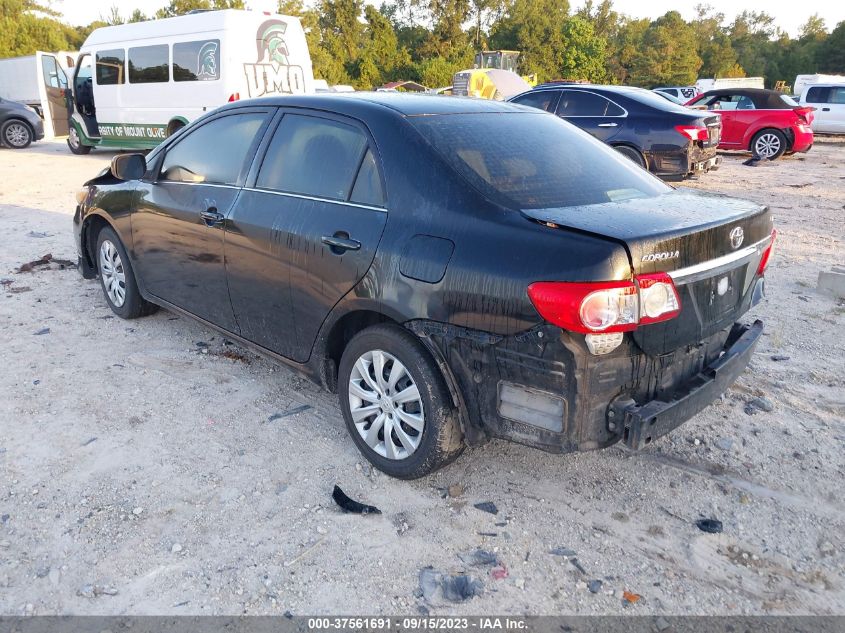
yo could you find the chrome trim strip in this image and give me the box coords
[668,235,771,283]
[241,187,386,213]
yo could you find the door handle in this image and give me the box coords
[200,208,224,226]
[822,107,830,111]
[322,234,361,253]
[598,122,618,127]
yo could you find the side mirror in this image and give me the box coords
[110,153,146,181]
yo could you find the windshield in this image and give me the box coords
[780,94,799,106]
[411,112,670,210]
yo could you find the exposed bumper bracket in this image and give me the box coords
[612,320,764,450]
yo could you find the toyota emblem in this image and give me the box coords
[729,226,744,249]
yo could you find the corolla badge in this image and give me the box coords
[641,250,679,262]
[729,226,744,249]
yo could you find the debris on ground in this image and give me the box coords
[817,267,845,299]
[458,549,498,566]
[622,590,641,604]
[490,564,508,580]
[569,558,587,574]
[714,437,734,452]
[76,584,119,598]
[770,354,790,361]
[447,484,464,498]
[81,437,97,447]
[744,397,774,415]
[549,547,576,557]
[588,579,603,593]
[332,485,381,515]
[10,286,31,293]
[33,328,50,335]
[696,518,723,534]
[16,253,76,273]
[212,349,251,363]
[419,567,483,603]
[473,501,498,515]
[267,404,312,422]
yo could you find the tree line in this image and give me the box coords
[2,0,844,91]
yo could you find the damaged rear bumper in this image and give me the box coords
[611,319,763,450]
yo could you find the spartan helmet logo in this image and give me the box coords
[256,19,289,66]
[197,41,218,78]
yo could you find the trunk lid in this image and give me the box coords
[521,188,773,354]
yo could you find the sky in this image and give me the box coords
[52,0,845,37]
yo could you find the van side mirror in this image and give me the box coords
[111,153,146,181]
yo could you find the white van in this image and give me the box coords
[799,84,845,134]
[68,9,314,154]
[695,77,764,93]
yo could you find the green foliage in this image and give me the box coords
[817,21,845,74]
[627,11,702,86]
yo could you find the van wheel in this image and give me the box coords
[614,145,647,169]
[751,129,786,160]
[338,325,464,479]
[68,127,92,155]
[167,120,185,137]
[95,226,158,319]
[2,120,33,149]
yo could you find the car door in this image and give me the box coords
[131,108,272,332]
[828,87,845,133]
[38,53,69,136]
[699,94,749,147]
[555,90,624,142]
[227,111,388,362]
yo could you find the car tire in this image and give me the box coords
[95,226,158,319]
[338,324,464,479]
[2,119,33,149]
[751,129,787,160]
[67,126,92,155]
[614,145,647,169]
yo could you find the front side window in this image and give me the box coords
[557,91,616,117]
[173,39,220,82]
[805,87,829,103]
[512,90,560,113]
[128,44,169,83]
[96,49,125,85]
[257,114,368,201]
[160,113,266,186]
[41,55,67,89]
[412,112,669,210]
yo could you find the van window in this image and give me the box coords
[173,40,220,82]
[806,86,829,103]
[96,49,125,85]
[129,45,169,84]
[160,113,266,186]
[257,115,368,201]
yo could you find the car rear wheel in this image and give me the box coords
[2,120,33,149]
[95,226,158,319]
[614,145,647,169]
[751,129,786,160]
[338,324,464,479]
[67,126,92,155]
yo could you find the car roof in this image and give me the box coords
[224,92,526,117]
[697,88,793,109]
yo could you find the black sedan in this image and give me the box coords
[509,85,722,178]
[74,94,774,478]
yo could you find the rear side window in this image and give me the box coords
[512,90,560,113]
[160,113,266,186]
[350,149,385,207]
[96,49,124,85]
[805,86,829,103]
[173,40,220,82]
[128,45,169,83]
[412,113,669,210]
[257,114,368,201]
[831,87,845,104]
[557,91,619,116]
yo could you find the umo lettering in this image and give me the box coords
[243,63,306,97]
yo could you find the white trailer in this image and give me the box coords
[793,74,845,97]
[67,9,315,154]
[0,51,76,138]
[695,77,765,93]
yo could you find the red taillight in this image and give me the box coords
[527,273,681,334]
[757,229,777,275]
[674,125,709,142]
[794,106,814,124]
[228,92,240,102]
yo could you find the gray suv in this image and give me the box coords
[0,97,44,149]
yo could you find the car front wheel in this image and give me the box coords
[96,226,158,319]
[2,120,33,149]
[338,324,464,479]
[751,129,787,160]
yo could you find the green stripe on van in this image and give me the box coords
[98,122,168,142]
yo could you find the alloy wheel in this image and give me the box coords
[4,123,30,148]
[754,133,781,158]
[99,240,127,307]
[68,127,80,149]
[348,350,425,460]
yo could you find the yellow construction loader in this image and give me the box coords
[452,50,537,100]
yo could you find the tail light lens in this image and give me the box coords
[228,92,240,102]
[528,273,681,334]
[675,125,709,142]
[757,229,777,275]
[794,107,814,124]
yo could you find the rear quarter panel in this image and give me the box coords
[739,110,796,148]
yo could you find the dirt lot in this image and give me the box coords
[0,138,843,617]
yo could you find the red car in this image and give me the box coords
[686,88,814,159]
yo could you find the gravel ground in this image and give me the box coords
[0,138,843,616]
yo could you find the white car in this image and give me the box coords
[800,84,845,134]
